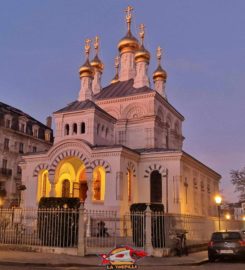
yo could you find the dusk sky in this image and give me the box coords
[0,0,244,202]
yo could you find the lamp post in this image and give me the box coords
[214,195,222,231]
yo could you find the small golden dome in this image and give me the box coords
[153,46,167,82]
[79,38,94,78]
[91,55,104,72]
[79,59,94,78]
[118,30,139,54]
[90,36,104,72]
[153,64,167,82]
[135,45,150,64]
[118,6,139,54]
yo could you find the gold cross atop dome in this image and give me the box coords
[125,5,133,31]
[94,36,99,55]
[84,38,91,59]
[114,56,120,69]
[157,46,162,65]
[139,23,145,45]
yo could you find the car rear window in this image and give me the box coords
[211,232,242,241]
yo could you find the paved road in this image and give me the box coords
[1,262,245,270]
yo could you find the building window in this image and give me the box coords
[150,170,162,203]
[33,146,37,153]
[92,166,106,201]
[97,123,100,135]
[4,138,9,151]
[20,123,26,133]
[127,169,132,202]
[2,159,7,169]
[45,130,51,141]
[33,126,39,138]
[19,143,24,154]
[184,177,188,204]
[81,122,85,134]
[65,124,69,135]
[73,123,77,134]
[105,128,108,138]
[5,119,11,128]
[17,166,22,175]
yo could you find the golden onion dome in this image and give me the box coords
[79,59,94,78]
[90,55,104,72]
[135,44,150,64]
[153,64,167,82]
[118,30,139,54]
[153,46,167,82]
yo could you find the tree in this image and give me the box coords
[230,167,245,201]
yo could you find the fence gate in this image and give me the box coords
[84,210,146,254]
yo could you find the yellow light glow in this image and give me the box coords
[214,195,222,205]
[37,170,51,202]
[242,216,245,221]
[93,166,105,201]
[225,213,231,220]
[0,197,3,207]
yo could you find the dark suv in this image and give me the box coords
[208,231,245,262]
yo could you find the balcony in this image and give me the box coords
[0,168,12,177]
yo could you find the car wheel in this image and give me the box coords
[208,254,216,262]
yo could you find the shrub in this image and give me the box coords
[38,197,80,247]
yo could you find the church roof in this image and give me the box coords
[53,99,116,120]
[94,79,152,100]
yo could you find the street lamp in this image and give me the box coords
[225,213,231,220]
[214,195,222,231]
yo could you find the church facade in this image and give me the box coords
[21,7,221,216]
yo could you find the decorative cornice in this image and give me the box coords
[96,92,155,106]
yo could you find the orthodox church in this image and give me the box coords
[21,6,221,216]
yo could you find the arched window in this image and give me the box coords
[150,170,162,203]
[105,128,108,138]
[37,170,51,202]
[127,169,132,202]
[174,122,179,135]
[81,122,85,134]
[73,123,77,134]
[62,179,70,197]
[65,124,69,135]
[92,166,106,201]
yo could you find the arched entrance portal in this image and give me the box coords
[150,170,162,203]
[55,157,88,202]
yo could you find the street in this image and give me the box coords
[1,261,245,270]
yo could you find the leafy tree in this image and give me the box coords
[230,167,245,201]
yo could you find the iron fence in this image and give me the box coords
[0,208,79,247]
[0,207,244,255]
[84,210,145,249]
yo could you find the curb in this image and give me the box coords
[0,259,209,267]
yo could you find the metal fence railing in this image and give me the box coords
[0,207,244,254]
[84,211,145,249]
[0,208,79,247]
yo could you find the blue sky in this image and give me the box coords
[0,0,245,202]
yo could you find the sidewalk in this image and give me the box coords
[0,249,208,267]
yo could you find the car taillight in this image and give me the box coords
[208,241,213,247]
[239,240,245,246]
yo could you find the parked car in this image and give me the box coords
[208,231,245,262]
